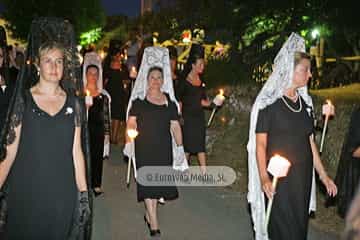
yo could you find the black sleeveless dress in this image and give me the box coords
[256,96,314,240]
[176,79,207,154]
[4,91,78,239]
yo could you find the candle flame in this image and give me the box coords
[86,90,90,96]
[127,129,139,139]
[99,51,105,59]
[326,99,332,105]
[219,89,224,96]
[131,66,136,72]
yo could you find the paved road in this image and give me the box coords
[92,145,340,240]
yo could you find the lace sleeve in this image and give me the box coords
[103,95,110,135]
[0,91,25,161]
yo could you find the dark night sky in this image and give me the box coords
[101,0,140,17]
[0,1,140,17]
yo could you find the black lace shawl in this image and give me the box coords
[0,17,93,239]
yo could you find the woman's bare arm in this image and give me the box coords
[352,146,360,158]
[170,120,182,146]
[72,126,88,192]
[309,135,337,196]
[256,133,274,199]
[0,125,22,189]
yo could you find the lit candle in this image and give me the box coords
[127,129,139,140]
[126,128,139,185]
[207,89,226,127]
[85,90,93,107]
[124,49,128,61]
[320,99,335,153]
[99,50,105,59]
[322,99,335,117]
[213,89,226,106]
[265,154,291,229]
[129,66,138,79]
[267,154,291,178]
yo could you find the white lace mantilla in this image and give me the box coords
[247,33,316,240]
[124,47,188,173]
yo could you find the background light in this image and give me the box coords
[311,29,320,39]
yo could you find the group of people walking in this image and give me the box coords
[0,17,359,240]
[0,17,221,239]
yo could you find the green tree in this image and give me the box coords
[0,0,106,40]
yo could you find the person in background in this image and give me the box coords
[83,52,110,196]
[0,26,14,133]
[125,47,184,238]
[103,40,129,144]
[9,51,25,83]
[335,106,360,217]
[167,45,180,88]
[176,44,217,173]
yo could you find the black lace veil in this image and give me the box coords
[0,17,92,239]
[0,26,10,86]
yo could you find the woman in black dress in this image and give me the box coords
[83,54,110,196]
[176,44,211,173]
[0,18,91,239]
[103,46,129,144]
[125,47,184,237]
[334,107,360,217]
[248,33,337,240]
[167,45,180,89]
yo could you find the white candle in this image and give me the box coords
[267,154,291,178]
[320,99,335,153]
[85,90,93,107]
[126,128,139,185]
[213,89,226,106]
[322,99,335,116]
[265,154,291,230]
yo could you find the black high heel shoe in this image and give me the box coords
[150,229,161,237]
[144,216,161,237]
[93,189,103,197]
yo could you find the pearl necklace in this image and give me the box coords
[281,95,302,113]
